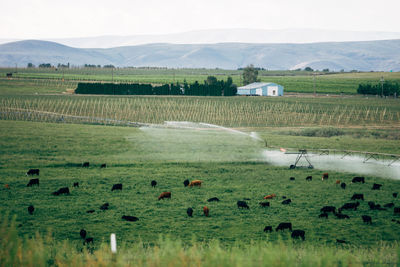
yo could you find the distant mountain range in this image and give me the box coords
[1,39,400,71]
[2,29,400,48]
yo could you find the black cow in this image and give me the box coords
[336,239,347,244]
[52,187,70,196]
[28,205,34,215]
[187,208,193,217]
[352,176,365,183]
[100,203,109,210]
[339,202,360,212]
[351,194,364,201]
[372,183,382,190]
[183,179,190,187]
[393,192,398,198]
[26,169,40,176]
[340,182,346,189]
[362,215,372,224]
[276,222,292,232]
[86,209,95,213]
[384,203,394,208]
[335,213,350,219]
[282,199,292,205]
[80,229,87,239]
[264,226,273,232]
[282,196,287,199]
[84,238,93,244]
[368,201,385,210]
[122,215,139,222]
[111,183,122,191]
[237,201,249,209]
[259,202,270,207]
[100,164,107,168]
[319,213,328,219]
[6,73,12,78]
[306,176,312,181]
[291,230,305,241]
[320,206,336,213]
[27,178,39,187]
[151,180,157,187]
[208,197,220,202]
[290,177,295,181]
[73,182,79,187]
[82,162,90,168]
[394,207,400,215]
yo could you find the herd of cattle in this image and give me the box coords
[19,165,400,244]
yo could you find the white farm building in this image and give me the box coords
[237,82,284,96]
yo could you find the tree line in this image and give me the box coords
[357,81,399,97]
[75,76,237,96]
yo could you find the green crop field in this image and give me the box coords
[1,71,400,266]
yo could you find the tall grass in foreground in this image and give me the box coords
[1,216,398,267]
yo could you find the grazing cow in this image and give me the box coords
[352,176,365,183]
[111,183,122,191]
[187,208,193,217]
[322,173,329,180]
[290,177,295,181]
[27,178,39,187]
[28,205,34,215]
[336,239,347,244]
[151,180,157,187]
[259,202,270,207]
[100,164,107,168]
[336,180,341,185]
[6,73,12,78]
[394,192,398,198]
[183,179,190,187]
[203,206,209,217]
[335,213,350,219]
[237,201,249,209]
[264,194,276,200]
[100,203,109,210]
[368,201,385,210]
[339,202,360,212]
[394,207,400,215]
[282,196,287,199]
[207,197,220,202]
[282,199,292,205]
[122,215,139,222]
[26,169,40,176]
[276,222,292,232]
[80,229,87,239]
[86,209,95,213]
[158,192,171,200]
[351,193,364,201]
[4,184,10,189]
[340,183,346,189]
[384,203,394,208]
[73,182,79,188]
[264,226,273,232]
[189,180,202,187]
[82,162,90,168]
[319,213,328,219]
[306,176,312,181]
[372,183,382,190]
[52,187,70,196]
[362,215,372,224]
[320,206,336,213]
[291,230,305,241]
[84,238,93,244]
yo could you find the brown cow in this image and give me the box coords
[158,192,171,200]
[189,180,202,187]
[264,193,276,200]
[203,206,209,217]
[322,173,329,180]
[335,180,341,184]
[4,184,10,189]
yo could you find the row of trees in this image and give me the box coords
[357,81,399,96]
[75,76,237,96]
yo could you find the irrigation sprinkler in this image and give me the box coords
[285,149,314,169]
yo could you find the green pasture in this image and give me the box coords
[1,68,400,94]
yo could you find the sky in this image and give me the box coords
[1,0,400,39]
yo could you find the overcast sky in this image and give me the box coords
[1,0,400,39]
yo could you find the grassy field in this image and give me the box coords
[1,68,400,94]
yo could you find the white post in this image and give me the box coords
[110,233,117,254]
